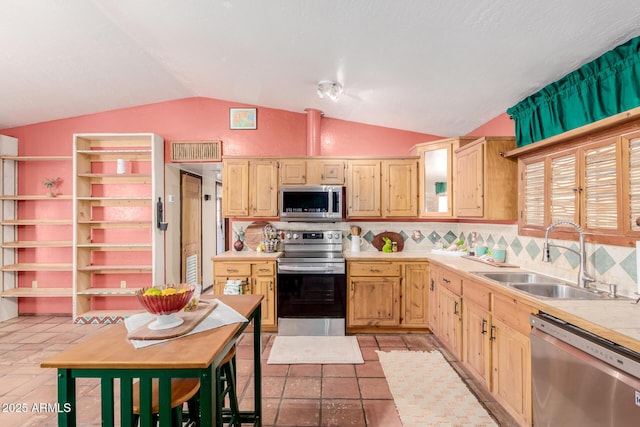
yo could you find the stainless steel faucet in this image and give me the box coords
[542,221,595,288]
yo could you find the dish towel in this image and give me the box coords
[125,298,248,349]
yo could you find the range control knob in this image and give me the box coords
[285,233,292,240]
[292,233,299,240]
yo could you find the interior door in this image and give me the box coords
[181,172,202,284]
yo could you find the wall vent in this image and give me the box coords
[171,140,222,162]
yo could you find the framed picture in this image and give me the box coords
[230,108,257,129]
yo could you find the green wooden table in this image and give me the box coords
[41,295,263,427]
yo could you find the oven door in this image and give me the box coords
[277,270,346,319]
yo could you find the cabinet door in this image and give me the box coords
[428,273,439,334]
[549,150,579,224]
[348,277,400,326]
[279,160,306,185]
[519,156,546,232]
[254,276,276,327]
[455,144,484,217]
[222,159,249,217]
[437,287,462,359]
[419,142,454,217]
[383,159,418,217]
[403,263,429,326]
[249,160,278,217]
[318,160,345,185]
[347,160,381,217]
[462,301,491,387]
[491,318,532,426]
[583,138,621,233]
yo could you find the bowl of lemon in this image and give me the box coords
[136,284,195,330]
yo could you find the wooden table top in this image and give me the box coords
[41,294,263,370]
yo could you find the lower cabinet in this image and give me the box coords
[213,260,277,330]
[433,266,535,427]
[347,261,429,332]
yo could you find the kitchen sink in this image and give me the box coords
[476,272,563,285]
[509,283,604,300]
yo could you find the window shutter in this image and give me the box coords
[550,154,577,223]
[584,142,618,230]
[629,137,640,231]
[523,161,545,226]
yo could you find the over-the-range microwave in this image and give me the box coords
[279,185,344,221]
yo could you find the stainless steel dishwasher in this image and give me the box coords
[530,313,640,426]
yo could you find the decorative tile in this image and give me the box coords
[443,231,457,244]
[485,235,496,249]
[510,237,523,256]
[590,246,616,275]
[427,231,440,244]
[497,236,509,249]
[620,251,637,282]
[411,230,424,243]
[363,231,375,243]
[525,239,541,260]
[399,230,409,242]
[563,243,581,269]
[476,233,485,245]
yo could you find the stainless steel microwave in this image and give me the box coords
[279,185,344,221]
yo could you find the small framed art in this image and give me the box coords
[230,108,257,129]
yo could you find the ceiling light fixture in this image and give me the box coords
[317,80,343,102]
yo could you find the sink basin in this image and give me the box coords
[508,283,604,300]
[474,271,563,285]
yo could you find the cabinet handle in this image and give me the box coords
[269,282,273,291]
[481,318,487,335]
[351,281,354,292]
[370,268,380,273]
[453,300,459,315]
[258,268,270,273]
[430,278,435,291]
[490,325,496,341]
[227,268,238,273]
[443,277,450,284]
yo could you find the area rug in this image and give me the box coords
[267,336,364,364]
[377,350,497,426]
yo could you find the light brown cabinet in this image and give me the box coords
[454,136,517,220]
[279,159,346,185]
[346,158,418,218]
[213,260,277,330]
[462,282,492,387]
[222,158,278,218]
[347,260,429,331]
[434,266,463,359]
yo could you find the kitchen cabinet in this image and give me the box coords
[461,281,492,388]
[427,267,439,334]
[347,260,429,331]
[73,133,164,323]
[222,158,278,218]
[347,261,401,327]
[213,260,277,330]
[411,137,476,218]
[432,266,463,359]
[346,160,382,217]
[279,159,346,185]
[382,159,418,217]
[346,158,419,218]
[454,136,517,220]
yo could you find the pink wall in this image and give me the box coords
[466,113,514,136]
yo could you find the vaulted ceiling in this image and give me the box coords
[2,0,640,136]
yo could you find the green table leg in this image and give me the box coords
[57,369,75,427]
[101,378,115,425]
[199,366,215,427]
[253,304,262,426]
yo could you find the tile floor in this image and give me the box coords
[0,315,518,426]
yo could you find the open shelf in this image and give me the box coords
[1,287,72,298]
[2,240,72,248]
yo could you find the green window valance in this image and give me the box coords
[507,36,640,147]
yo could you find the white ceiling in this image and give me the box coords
[2,0,640,136]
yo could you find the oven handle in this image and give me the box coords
[278,265,344,273]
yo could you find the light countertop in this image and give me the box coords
[215,249,640,353]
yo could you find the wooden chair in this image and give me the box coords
[132,377,200,426]
[216,346,240,427]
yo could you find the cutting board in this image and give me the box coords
[243,221,270,251]
[371,232,404,252]
[127,301,217,340]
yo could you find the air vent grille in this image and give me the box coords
[171,140,221,162]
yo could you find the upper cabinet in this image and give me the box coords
[222,158,278,218]
[412,137,476,218]
[346,158,418,218]
[454,137,517,220]
[279,159,346,185]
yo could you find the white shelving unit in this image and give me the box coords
[73,133,164,323]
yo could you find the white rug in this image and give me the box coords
[377,350,497,427]
[267,336,364,364]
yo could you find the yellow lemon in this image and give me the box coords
[143,288,162,296]
[161,288,177,296]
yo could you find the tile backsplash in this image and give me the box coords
[232,221,639,298]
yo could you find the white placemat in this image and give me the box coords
[125,299,247,349]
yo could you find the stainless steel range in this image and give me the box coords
[276,230,346,336]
